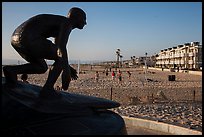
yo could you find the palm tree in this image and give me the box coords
[130,56,136,67]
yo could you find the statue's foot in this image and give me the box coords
[3,66,17,87]
[39,87,62,99]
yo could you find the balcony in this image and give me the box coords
[170,61,174,64]
[174,60,180,64]
[164,61,169,64]
[169,55,174,58]
[156,56,162,60]
[180,60,185,64]
[189,52,194,56]
[180,53,185,57]
[174,54,180,58]
[189,60,194,64]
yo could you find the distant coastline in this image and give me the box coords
[2,59,109,66]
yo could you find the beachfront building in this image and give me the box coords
[136,56,156,67]
[127,56,156,67]
[156,42,202,70]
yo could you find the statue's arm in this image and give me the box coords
[55,22,72,90]
[55,22,71,69]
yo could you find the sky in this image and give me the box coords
[2,2,202,64]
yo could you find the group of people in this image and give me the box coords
[95,69,132,84]
[111,70,122,82]
[18,67,132,88]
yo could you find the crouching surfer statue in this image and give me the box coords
[3,7,87,98]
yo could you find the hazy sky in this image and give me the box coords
[2,2,202,64]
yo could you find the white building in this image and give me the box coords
[156,42,202,70]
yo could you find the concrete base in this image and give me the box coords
[122,116,202,135]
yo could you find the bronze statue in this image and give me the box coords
[3,7,87,97]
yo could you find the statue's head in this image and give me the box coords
[67,7,87,29]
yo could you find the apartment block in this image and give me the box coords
[156,42,202,70]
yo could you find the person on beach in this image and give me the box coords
[95,71,99,82]
[105,69,108,76]
[21,73,29,83]
[55,85,62,91]
[111,71,116,80]
[117,70,122,84]
[127,71,131,79]
[177,67,179,72]
[3,7,87,97]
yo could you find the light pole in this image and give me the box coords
[120,55,123,68]
[145,52,147,81]
[116,49,120,71]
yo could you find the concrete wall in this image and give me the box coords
[122,116,202,135]
[148,67,202,76]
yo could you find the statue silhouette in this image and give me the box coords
[3,7,87,97]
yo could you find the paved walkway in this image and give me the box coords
[126,124,171,135]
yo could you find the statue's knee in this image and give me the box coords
[55,58,64,69]
[38,64,48,73]
[57,57,63,63]
[41,65,48,73]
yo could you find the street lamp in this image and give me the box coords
[120,55,123,68]
[145,52,147,81]
[116,49,120,70]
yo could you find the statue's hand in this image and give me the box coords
[70,66,78,80]
[61,68,71,90]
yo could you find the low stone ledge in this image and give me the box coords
[122,116,202,135]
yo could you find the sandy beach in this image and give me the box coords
[2,65,202,132]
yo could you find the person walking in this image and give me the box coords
[21,73,29,83]
[105,69,109,76]
[127,71,131,79]
[117,70,122,84]
[95,71,99,82]
[111,71,115,80]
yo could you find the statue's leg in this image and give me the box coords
[3,59,48,85]
[5,36,49,85]
[35,39,64,91]
[70,65,78,80]
[15,60,47,74]
[43,58,63,90]
[40,57,64,98]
